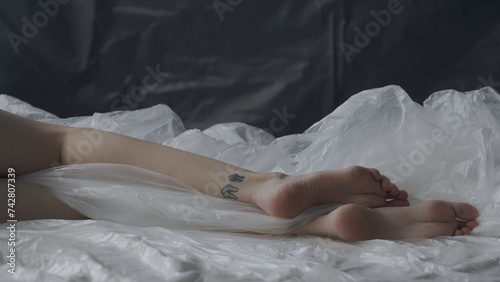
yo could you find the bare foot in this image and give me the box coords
[248,166,409,218]
[296,200,479,242]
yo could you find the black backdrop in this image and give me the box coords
[1,0,499,136]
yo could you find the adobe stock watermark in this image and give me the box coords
[476,73,500,89]
[110,64,169,111]
[263,106,297,136]
[383,74,498,183]
[50,117,119,182]
[383,73,498,183]
[213,0,244,22]
[384,111,462,183]
[7,0,71,54]
[340,0,412,63]
[67,130,103,164]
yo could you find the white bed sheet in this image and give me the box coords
[1,85,500,281]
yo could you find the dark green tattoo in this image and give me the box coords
[221,184,239,199]
[228,173,245,182]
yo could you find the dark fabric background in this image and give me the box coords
[1,0,499,136]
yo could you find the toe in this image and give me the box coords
[460,227,472,235]
[453,229,464,236]
[396,190,408,200]
[380,176,392,192]
[384,183,405,198]
[389,186,401,197]
[387,199,410,207]
[466,220,478,229]
[368,168,382,181]
[451,202,479,220]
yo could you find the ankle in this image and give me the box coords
[243,172,289,205]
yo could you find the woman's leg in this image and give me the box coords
[0,109,66,175]
[0,178,87,222]
[0,110,87,221]
[0,109,481,241]
[1,109,409,221]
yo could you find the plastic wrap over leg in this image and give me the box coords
[21,163,340,234]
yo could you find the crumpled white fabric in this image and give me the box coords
[1,85,500,281]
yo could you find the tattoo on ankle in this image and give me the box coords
[221,184,239,199]
[228,173,245,182]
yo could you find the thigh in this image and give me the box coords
[1,178,87,222]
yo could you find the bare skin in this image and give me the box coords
[0,109,407,221]
[296,201,479,242]
[0,178,87,221]
[248,166,410,219]
[0,109,480,241]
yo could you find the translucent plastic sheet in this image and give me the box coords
[20,163,338,234]
[2,85,500,235]
[1,85,500,281]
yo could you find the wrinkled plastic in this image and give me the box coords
[4,84,500,235]
[21,163,339,234]
[1,85,500,281]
